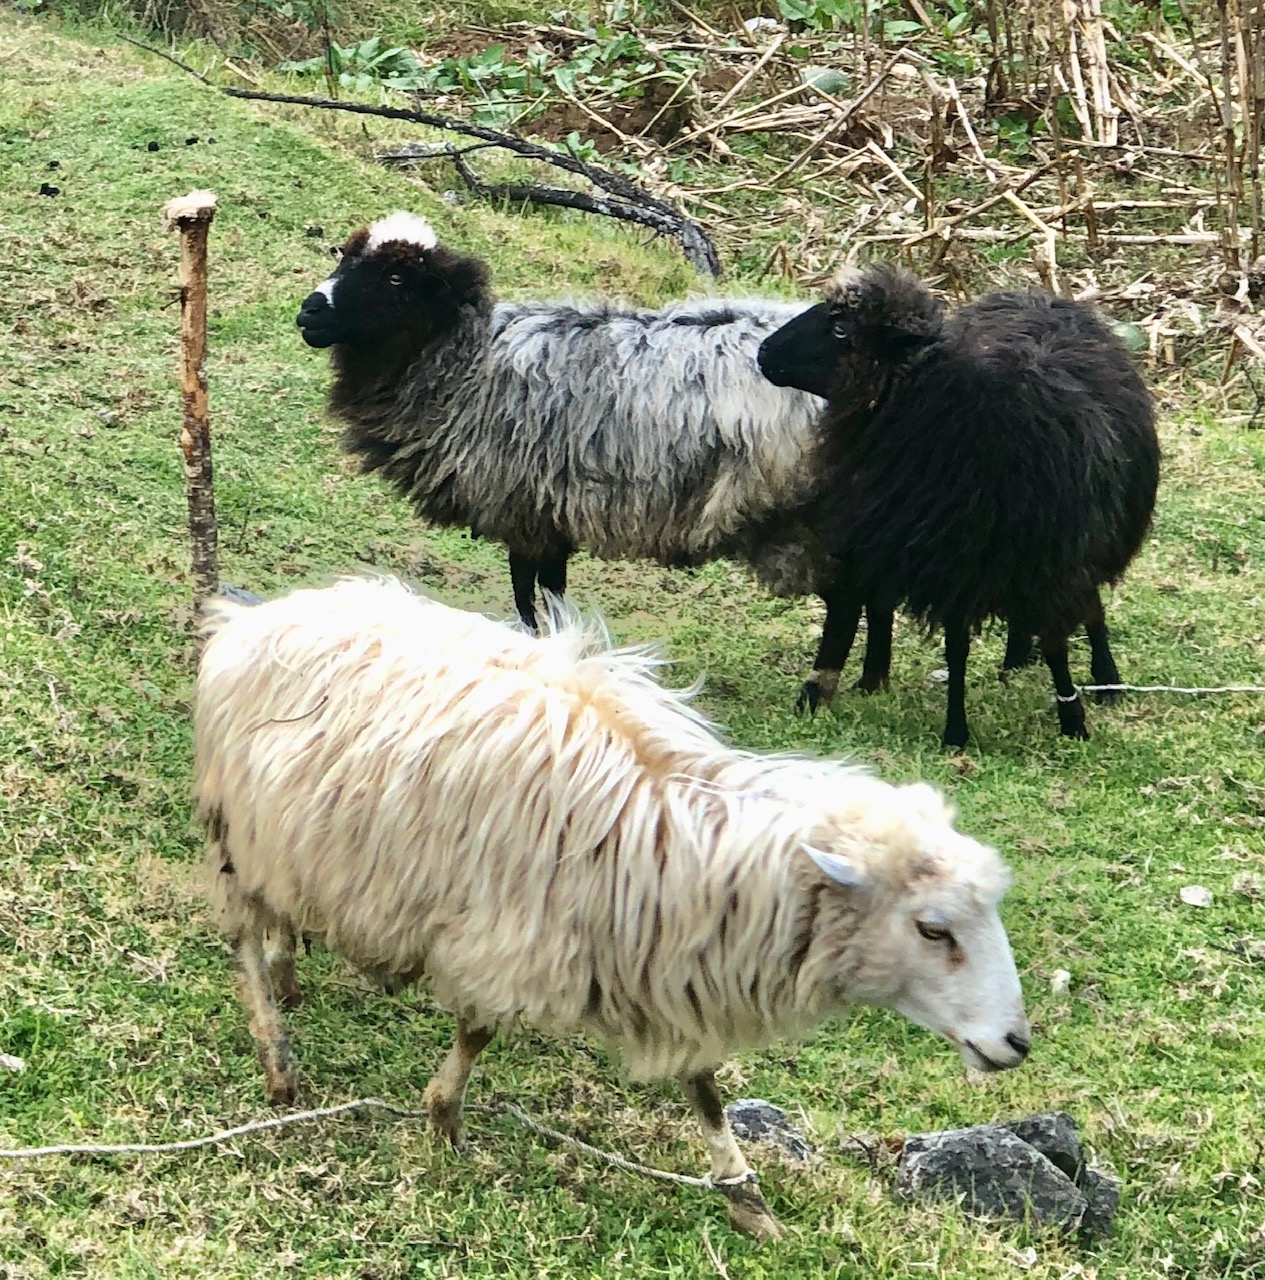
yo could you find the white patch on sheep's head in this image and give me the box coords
[365,211,439,255]
[824,265,867,309]
[803,780,1030,1074]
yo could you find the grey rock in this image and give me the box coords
[896,1126,1088,1233]
[1078,1167,1121,1239]
[217,583,263,607]
[1002,1111,1085,1180]
[726,1099,815,1164]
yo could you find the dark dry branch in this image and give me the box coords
[220,87,721,277]
[117,32,212,84]
[434,149,715,254]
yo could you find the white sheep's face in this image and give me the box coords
[804,783,1030,1073]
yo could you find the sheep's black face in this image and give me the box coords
[757,303,841,399]
[296,223,488,352]
[759,266,946,404]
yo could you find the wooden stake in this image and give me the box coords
[162,190,219,611]
[1217,0,1244,269]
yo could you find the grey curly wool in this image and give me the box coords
[296,211,833,632]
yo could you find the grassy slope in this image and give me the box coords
[2,11,1265,1278]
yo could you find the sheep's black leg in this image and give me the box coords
[855,603,894,693]
[1000,620,1038,675]
[1042,632,1090,739]
[941,619,972,750]
[537,551,569,600]
[535,548,571,629]
[1084,591,1123,705]
[508,552,540,632]
[797,586,864,714]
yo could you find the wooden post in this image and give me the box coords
[162,190,219,611]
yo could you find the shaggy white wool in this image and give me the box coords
[365,210,438,254]
[196,577,1024,1079]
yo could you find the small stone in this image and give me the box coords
[896,1126,1087,1233]
[1003,1112,1084,1180]
[38,182,60,197]
[1180,885,1213,907]
[147,140,160,152]
[1078,1166,1121,1238]
[47,159,60,169]
[1050,968,1072,995]
[0,1053,26,1073]
[726,1099,815,1164]
[96,409,119,426]
[185,135,199,145]
[216,583,263,607]
[305,224,325,238]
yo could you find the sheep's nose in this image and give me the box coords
[1005,1031,1030,1061]
[297,291,330,322]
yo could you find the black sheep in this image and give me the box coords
[758,264,1160,748]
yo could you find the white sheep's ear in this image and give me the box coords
[801,844,869,892]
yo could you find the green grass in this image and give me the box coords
[3,10,1265,1278]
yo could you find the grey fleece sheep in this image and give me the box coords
[294,211,834,634]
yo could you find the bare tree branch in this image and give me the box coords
[220,87,722,276]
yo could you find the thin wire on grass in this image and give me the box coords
[0,1096,749,1191]
[0,1098,417,1160]
[1077,682,1265,695]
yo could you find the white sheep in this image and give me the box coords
[194,577,1031,1240]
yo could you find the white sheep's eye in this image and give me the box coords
[916,920,952,943]
[388,272,403,286]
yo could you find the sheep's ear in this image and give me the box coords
[435,254,489,305]
[848,265,943,355]
[801,844,870,892]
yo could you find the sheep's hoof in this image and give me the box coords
[275,976,303,1009]
[1093,686,1124,707]
[1060,721,1091,740]
[1000,642,1039,674]
[852,673,888,695]
[795,669,840,716]
[794,683,820,716]
[722,1185,785,1241]
[264,1069,298,1107]
[941,728,970,751]
[422,1085,466,1150]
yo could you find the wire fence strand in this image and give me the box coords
[0,1096,726,1189]
[1077,682,1265,695]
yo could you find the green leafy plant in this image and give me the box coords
[280,37,426,92]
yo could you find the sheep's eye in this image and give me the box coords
[388,272,403,286]
[916,920,952,943]
[831,317,850,340]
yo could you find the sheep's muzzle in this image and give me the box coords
[296,290,339,349]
